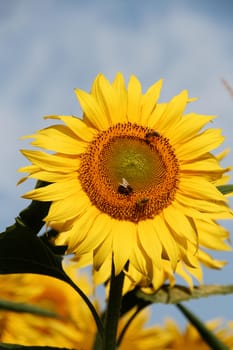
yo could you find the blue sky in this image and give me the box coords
[0,0,233,330]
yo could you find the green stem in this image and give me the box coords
[177,303,229,350]
[103,261,125,350]
[61,271,104,344]
[93,313,106,350]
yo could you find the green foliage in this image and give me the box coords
[0,180,67,280]
[0,196,104,342]
[177,304,229,350]
[0,345,73,350]
[0,299,58,318]
[121,284,233,315]
[136,284,233,304]
[0,223,66,281]
[217,184,233,195]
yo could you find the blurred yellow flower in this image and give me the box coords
[1,268,233,349]
[19,73,232,289]
[0,268,159,349]
[152,318,233,349]
[0,268,96,348]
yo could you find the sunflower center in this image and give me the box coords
[79,122,179,222]
[104,138,166,192]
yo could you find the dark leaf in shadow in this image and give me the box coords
[0,221,67,282]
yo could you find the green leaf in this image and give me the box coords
[217,184,233,195]
[0,220,104,340]
[137,284,233,304]
[121,284,233,314]
[0,299,58,318]
[0,344,74,350]
[177,303,229,350]
[0,223,65,280]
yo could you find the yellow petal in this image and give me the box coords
[44,115,97,141]
[127,75,142,123]
[163,205,198,247]
[172,199,213,221]
[179,176,227,202]
[20,150,80,173]
[22,179,82,201]
[23,124,87,154]
[112,221,136,275]
[27,170,77,183]
[151,262,171,290]
[176,128,224,160]
[175,191,230,215]
[156,90,189,133]
[216,148,231,161]
[166,114,215,144]
[74,213,111,255]
[198,249,227,269]
[152,215,179,270]
[184,264,203,284]
[147,103,167,128]
[137,220,162,269]
[179,243,199,268]
[45,192,90,223]
[94,234,113,271]
[175,262,198,288]
[180,156,224,173]
[75,88,110,130]
[196,220,231,251]
[94,256,112,285]
[130,240,151,277]
[112,72,128,123]
[91,73,126,125]
[66,206,101,251]
[154,260,176,289]
[140,79,163,125]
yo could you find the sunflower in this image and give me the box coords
[2,269,233,350]
[19,73,232,288]
[154,318,233,350]
[0,266,185,350]
[0,269,96,348]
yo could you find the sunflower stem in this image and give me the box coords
[103,261,125,350]
[177,303,229,350]
[61,271,104,344]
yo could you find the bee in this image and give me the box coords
[145,130,160,144]
[118,178,133,195]
[136,197,149,208]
